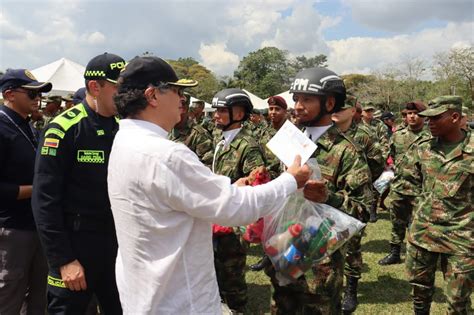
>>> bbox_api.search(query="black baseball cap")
[84,52,125,84]
[0,68,52,93]
[381,111,395,120]
[118,56,198,91]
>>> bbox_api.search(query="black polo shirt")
[0,104,38,230]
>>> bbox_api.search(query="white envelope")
[266,120,317,167]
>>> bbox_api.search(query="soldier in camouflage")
[211,88,266,313]
[332,94,380,313]
[379,101,431,266]
[404,95,473,315]
[264,68,373,315]
[34,95,62,131]
[361,103,390,222]
[169,92,214,168]
[248,96,288,272]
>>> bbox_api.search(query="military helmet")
[290,67,346,97]
[212,88,253,114]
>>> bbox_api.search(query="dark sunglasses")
[12,89,42,100]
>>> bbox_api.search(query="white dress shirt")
[304,125,331,141]
[108,119,297,314]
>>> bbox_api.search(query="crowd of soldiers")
[165,69,472,315]
[0,52,472,315]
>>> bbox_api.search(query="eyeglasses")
[169,86,185,97]
[12,89,42,100]
[154,83,185,97]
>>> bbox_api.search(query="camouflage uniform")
[386,125,431,246]
[169,118,214,168]
[265,125,373,315]
[33,114,56,132]
[213,124,266,312]
[258,125,284,179]
[363,118,389,161]
[342,122,382,281]
[405,131,473,314]
[404,96,473,314]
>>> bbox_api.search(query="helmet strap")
[301,95,328,127]
[217,107,244,131]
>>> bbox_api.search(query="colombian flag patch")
[44,138,59,148]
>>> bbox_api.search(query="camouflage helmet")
[419,95,463,117]
[212,88,253,114]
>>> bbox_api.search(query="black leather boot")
[342,276,359,313]
[249,255,271,271]
[378,244,402,265]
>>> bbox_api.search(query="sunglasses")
[12,89,42,100]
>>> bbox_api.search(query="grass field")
[243,211,473,315]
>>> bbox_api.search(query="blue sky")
[0,0,472,77]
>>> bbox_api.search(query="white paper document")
[266,120,317,167]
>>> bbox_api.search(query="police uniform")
[32,53,125,314]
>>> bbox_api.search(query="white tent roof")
[31,58,85,96]
[189,96,214,112]
[265,90,294,109]
[242,89,267,109]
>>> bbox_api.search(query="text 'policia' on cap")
[117,56,198,91]
[84,52,126,84]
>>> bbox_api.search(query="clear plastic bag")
[262,158,366,285]
[373,170,395,194]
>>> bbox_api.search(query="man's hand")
[303,179,328,203]
[234,177,250,187]
[60,259,87,291]
[286,155,312,189]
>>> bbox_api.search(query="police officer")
[0,68,52,314]
[32,52,125,314]
[265,67,372,315]
[211,88,266,313]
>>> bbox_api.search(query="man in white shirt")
[108,56,311,314]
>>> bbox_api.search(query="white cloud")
[199,42,240,76]
[85,32,106,45]
[327,22,474,75]
[344,0,473,32]
[261,1,330,56]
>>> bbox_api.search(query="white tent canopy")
[265,90,294,109]
[31,58,85,96]
[189,96,214,112]
[242,89,267,109]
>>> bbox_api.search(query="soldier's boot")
[369,202,378,223]
[378,244,402,265]
[249,255,271,271]
[341,276,359,314]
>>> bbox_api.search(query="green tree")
[433,46,473,105]
[288,54,327,78]
[233,47,289,98]
[168,58,219,102]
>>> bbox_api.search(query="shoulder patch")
[50,103,88,132]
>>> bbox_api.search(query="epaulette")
[49,103,87,132]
